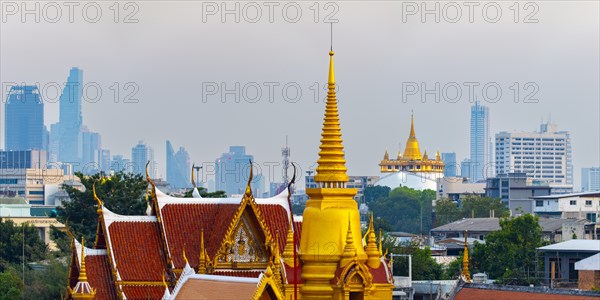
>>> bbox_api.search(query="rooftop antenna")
[282,136,290,184]
[330,22,333,51]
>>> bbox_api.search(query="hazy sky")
[1,1,599,188]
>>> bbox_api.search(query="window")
[586,200,593,206]
[536,200,544,207]
[586,213,597,223]
[570,200,577,205]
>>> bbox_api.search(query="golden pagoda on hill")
[375,114,445,190]
[63,50,394,299]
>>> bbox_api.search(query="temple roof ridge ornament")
[69,236,97,299]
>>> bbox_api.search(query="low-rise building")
[538,240,600,288]
[0,196,64,250]
[436,177,485,202]
[575,253,600,290]
[533,191,600,223]
[0,168,80,205]
[485,172,552,214]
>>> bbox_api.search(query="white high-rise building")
[582,167,600,192]
[495,122,573,187]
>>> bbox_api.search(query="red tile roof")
[212,269,263,278]
[85,255,118,300]
[107,221,168,282]
[160,203,239,269]
[120,286,166,299]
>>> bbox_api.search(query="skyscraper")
[215,146,253,196]
[582,167,600,192]
[470,102,492,182]
[4,86,44,151]
[495,122,573,187]
[132,141,155,178]
[166,140,191,189]
[81,127,102,174]
[441,152,458,177]
[57,67,83,165]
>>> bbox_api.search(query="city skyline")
[1,2,598,187]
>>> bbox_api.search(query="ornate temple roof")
[403,114,423,160]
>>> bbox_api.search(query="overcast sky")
[1,1,598,188]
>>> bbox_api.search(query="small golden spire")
[244,160,253,196]
[423,149,429,160]
[92,183,103,214]
[198,229,207,274]
[365,213,381,268]
[283,222,296,267]
[383,150,389,160]
[69,236,96,300]
[436,150,441,161]
[409,112,416,138]
[79,236,88,282]
[462,231,471,282]
[341,214,356,266]
[314,50,349,185]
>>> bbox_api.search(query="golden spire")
[436,150,441,161]
[365,213,381,268]
[314,50,349,185]
[462,231,471,282]
[340,215,356,266]
[383,150,389,160]
[79,236,88,282]
[70,236,96,299]
[198,229,207,274]
[283,222,296,267]
[403,112,423,160]
[423,149,428,160]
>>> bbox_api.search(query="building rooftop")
[0,196,27,205]
[431,217,592,234]
[531,191,600,199]
[575,253,600,271]
[538,240,600,252]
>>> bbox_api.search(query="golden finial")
[436,150,441,161]
[198,229,207,274]
[191,163,196,188]
[383,150,389,160]
[65,218,74,239]
[314,49,349,185]
[244,160,253,196]
[423,149,429,160]
[183,245,189,265]
[365,213,380,268]
[92,183,103,214]
[462,231,471,282]
[79,236,88,282]
[409,112,416,138]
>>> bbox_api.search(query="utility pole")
[282,136,290,184]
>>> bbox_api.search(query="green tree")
[471,214,547,285]
[22,259,69,300]
[364,186,390,204]
[0,219,48,271]
[383,237,442,280]
[0,268,23,299]
[55,171,147,247]
[370,186,434,234]
[434,198,461,226]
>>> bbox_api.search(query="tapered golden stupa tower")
[299,50,393,299]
